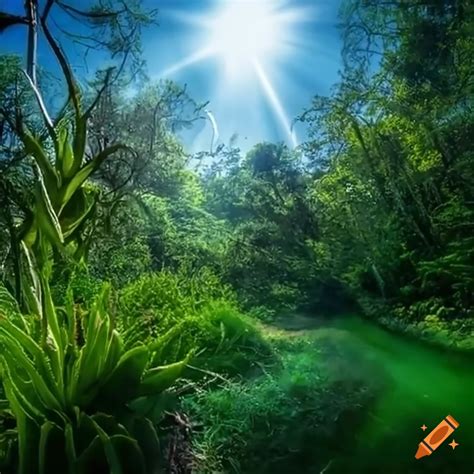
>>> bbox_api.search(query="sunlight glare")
[161,1,310,149]
[207,2,282,79]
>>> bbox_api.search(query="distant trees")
[299,0,474,320]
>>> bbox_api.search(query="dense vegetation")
[0,0,472,473]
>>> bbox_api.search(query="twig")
[320,459,333,474]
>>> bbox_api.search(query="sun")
[206,2,286,80]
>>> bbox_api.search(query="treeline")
[1,1,473,342]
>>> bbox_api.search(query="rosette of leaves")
[0,283,189,474]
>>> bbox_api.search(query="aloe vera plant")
[0,283,189,474]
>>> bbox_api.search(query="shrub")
[51,265,102,306]
[152,301,276,376]
[89,234,152,289]
[118,267,235,339]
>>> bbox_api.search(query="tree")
[0,0,156,85]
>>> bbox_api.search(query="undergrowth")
[184,333,376,473]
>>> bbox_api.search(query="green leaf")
[90,419,124,474]
[65,423,79,474]
[72,114,87,176]
[21,129,59,196]
[127,416,161,474]
[1,361,44,423]
[109,434,147,474]
[98,345,149,407]
[139,356,190,397]
[39,421,56,474]
[62,134,76,179]
[0,335,63,413]
[60,144,128,210]
[61,189,96,240]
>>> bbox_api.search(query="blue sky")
[0,0,343,153]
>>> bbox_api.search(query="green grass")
[183,331,376,473]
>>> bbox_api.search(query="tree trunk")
[25,0,38,85]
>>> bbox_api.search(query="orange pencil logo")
[415,415,459,459]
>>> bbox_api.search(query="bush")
[118,269,274,376]
[153,301,276,376]
[90,234,152,288]
[118,267,235,339]
[0,283,188,474]
[51,265,102,306]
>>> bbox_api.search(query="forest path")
[266,314,474,473]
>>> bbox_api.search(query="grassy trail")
[267,315,474,474]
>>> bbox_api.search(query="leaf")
[90,419,124,474]
[0,320,59,395]
[72,114,87,176]
[139,356,190,397]
[62,140,76,180]
[64,423,79,474]
[38,421,56,474]
[97,345,149,407]
[0,361,44,423]
[108,434,147,474]
[21,129,59,195]
[0,335,63,413]
[60,144,128,210]
[127,416,161,474]
[62,192,97,240]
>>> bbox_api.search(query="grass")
[183,328,378,473]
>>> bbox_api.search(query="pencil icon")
[415,415,459,459]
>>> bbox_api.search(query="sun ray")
[160,46,215,78]
[253,59,298,148]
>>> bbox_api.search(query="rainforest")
[0,0,473,473]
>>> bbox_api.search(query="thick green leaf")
[38,421,56,474]
[109,434,147,474]
[127,416,161,474]
[21,130,59,195]
[98,345,149,407]
[60,144,127,210]
[35,175,64,249]
[1,362,44,423]
[0,336,62,412]
[90,419,124,474]
[0,320,57,390]
[139,356,190,397]
[62,135,76,179]
[72,114,87,176]
[65,423,79,474]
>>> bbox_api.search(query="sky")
[0,0,344,154]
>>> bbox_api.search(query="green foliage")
[119,267,235,339]
[184,335,374,473]
[90,233,152,289]
[291,0,474,336]
[0,283,188,474]
[204,143,344,317]
[51,266,102,306]
[119,271,274,376]
[153,301,276,375]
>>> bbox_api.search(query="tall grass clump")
[119,267,235,337]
